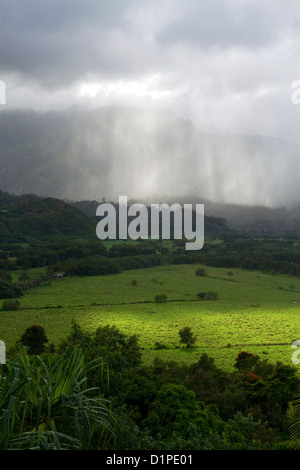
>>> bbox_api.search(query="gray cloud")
[2,0,139,86]
[1,0,300,145]
[158,0,280,49]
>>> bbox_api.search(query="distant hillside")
[69,199,231,238]
[1,188,299,245]
[162,196,300,234]
[1,106,300,208]
[70,197,300,236]
[0,190,231,243]
[202,200,300,233]
[0,191,97,242]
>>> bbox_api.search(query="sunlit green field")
[2,264,300,371]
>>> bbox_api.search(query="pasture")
[1,264,300,371]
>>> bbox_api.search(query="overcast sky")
[1,0,300,143]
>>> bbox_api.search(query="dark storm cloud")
[1,0,298,88]
[1,0,300,146]
[1,0,143,87]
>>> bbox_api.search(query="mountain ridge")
[1,105,299,208]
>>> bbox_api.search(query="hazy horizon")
[1,105,300,210]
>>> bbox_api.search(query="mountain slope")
[0,191,97,242]
[0,106,300,207]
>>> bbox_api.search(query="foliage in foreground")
[2,323,300,450]
[0,346,115,450]
[55,323,300,450]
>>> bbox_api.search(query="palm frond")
[0,345,115,449]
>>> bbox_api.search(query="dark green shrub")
[155,293,167,303]
[0,280,23,299]
[154,342,168,350]
[197,291,206,299]
[205,291,219,300]
[18,271,29,282]
[179,326,197,348]
[0,270,12,282]
[195,268,207,277]
[20,324,48,355]
[2,299,21,311]
[197,291,219,300]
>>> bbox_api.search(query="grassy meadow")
[2,263,300,372]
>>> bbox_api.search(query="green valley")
[1,262,299,372]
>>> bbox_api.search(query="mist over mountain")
[0,105,299,209]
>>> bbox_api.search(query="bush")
[2,300,21,311]
[234,351,259,371]
[0,280,23,299]
[155,293,167,303]
[197,291,219,300]
[18,271,29,282]
[154,342,168,350]
[0,270,12,282]
[20,324,48,355]
[195,268,207,277]
[205,291,219,300]
[197,291,206,299]
[179,326,197,348]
